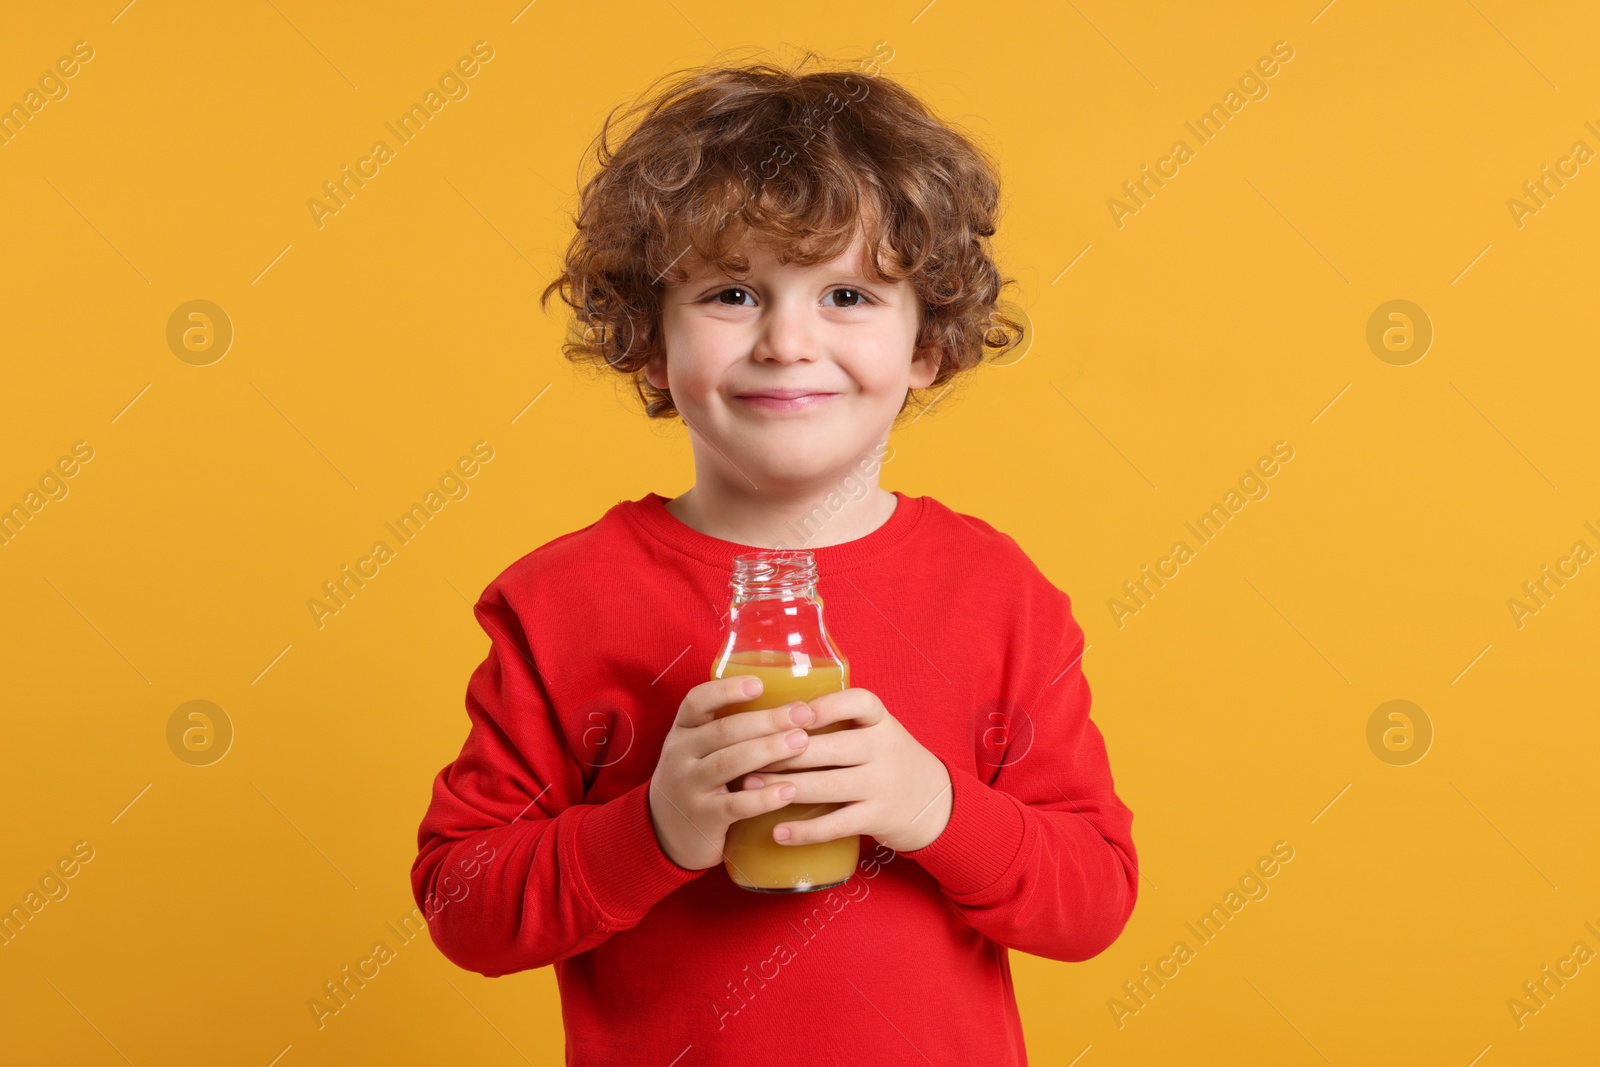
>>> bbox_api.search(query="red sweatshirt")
[411,490,1138,1065]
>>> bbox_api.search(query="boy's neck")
[664,480,899,550]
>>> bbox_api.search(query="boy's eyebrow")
[686,265,887,285]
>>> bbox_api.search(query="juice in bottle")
[709,552,859,892]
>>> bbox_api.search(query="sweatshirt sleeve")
[898,575,1139,963]
[410,581,705,977]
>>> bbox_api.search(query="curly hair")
[539,45,1024,423]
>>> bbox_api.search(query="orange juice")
[711,649,859,892]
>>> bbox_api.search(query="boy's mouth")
[733,387,841,413]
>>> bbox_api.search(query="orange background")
[2,2,1596,1064]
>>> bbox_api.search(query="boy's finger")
[689,700,813,759]
[774,801,863,847]
[749,766,859,800]
[723,779,799,823]
[743,729,864,774]
[797,688,884,731]
[675,675,765,729]
[701,727,812,790]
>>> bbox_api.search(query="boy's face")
[649,229,939,493]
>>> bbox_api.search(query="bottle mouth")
[731,550,817,596]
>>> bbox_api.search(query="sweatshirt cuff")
[569,777,706,925]
[898,754,1029,898]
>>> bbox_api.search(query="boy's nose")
[751,303,821,364]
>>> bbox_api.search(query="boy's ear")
[908,343,941,390]
[643,351,668,391]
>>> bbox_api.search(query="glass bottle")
[709,550,859,893]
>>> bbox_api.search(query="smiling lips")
[733,388,840,412]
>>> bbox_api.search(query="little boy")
[412,49,1137,1066]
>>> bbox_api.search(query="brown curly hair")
[538,45,1024,424]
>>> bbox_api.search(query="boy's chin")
[740,452,864,494]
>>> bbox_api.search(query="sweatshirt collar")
[621,489,926,574]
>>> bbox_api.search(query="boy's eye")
[706,287,873,308]
[823,287,871,308]
[712,287,754,306]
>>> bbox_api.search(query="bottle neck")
[730,551,817,600]
[718,552,843,668]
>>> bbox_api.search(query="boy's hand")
[736,688,954,853]
[647,675,820,871]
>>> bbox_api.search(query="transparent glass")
[708,550,859,893]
